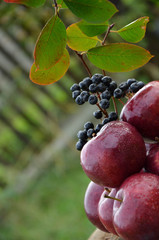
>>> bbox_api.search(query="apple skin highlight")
[113,173,159,240]
[120,81,159,140]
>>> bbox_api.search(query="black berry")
[87,128,96,138]
[93,110,103,119]
[130,82,140,93]
[72,90,80,99]
[77,130,87,140]
[108,112,118,121]
[101,76,112,86]
[97,83,106,92]
[89,83,97,93]
[79,80,88,90]
[119,82,129,91]
[113,88,123,98]
[137,81,145,89]
[101,90,111,100]
[91,73,103,84]
[70,83,80,92]
[95,124,103,133]
[102,118,110,125]
[99,99,110,109]
[127,78,137,87]
[80,91,90,102]
[84,122,94,130]
[109,81,118,94]
[76,139,86,151]
[88,95,98,105]
[75,95,84,105]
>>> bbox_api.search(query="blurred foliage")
[0,0,158,239]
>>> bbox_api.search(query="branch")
[102,23,115,45]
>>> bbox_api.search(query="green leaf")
[56,0,67,8]
[77,20,108,37]
[30,49,70,85]
[66,23,99,51]
[116,17,149,43]
[34,16,66,70]
[87,43,153,72]
[3,0,46,7]
[63,0,118,23]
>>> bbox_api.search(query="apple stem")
[104,194,123,203]
[104,187,111,193]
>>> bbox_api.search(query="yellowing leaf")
[77,20,108,37]
[67,23,99,51]
[116,17,149,43]
[30,49,70,85]
[34,16,66,70]
[3,0,46,7]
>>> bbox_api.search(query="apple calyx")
[104,187,111,193]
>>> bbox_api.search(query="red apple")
[81,121,146,188]
[98,188,118,235]
[84,181,108,232]
[145,143,159,175]
[120,81,159,140]
[113,173,159,240]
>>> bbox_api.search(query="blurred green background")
[0,0,159,239]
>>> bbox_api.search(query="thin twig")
[101,24,115,77]
[53,0,60,17]
[102,23,115,45]
[75,51,92,77]
[96,103,108,118]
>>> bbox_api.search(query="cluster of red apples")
[81,81,159,240]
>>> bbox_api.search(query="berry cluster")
[76,111,118,151]
[70,73,145,151]
[81,81,159,240]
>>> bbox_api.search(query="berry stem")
[102,23,115,45]
[102,70,106,76]
[112,96,118,116]
[118,99,125,106]
[96,92,101,101]
[75,51,92,77]
[104,194,123,203]
[53,0,59,17]
[96,103,108,118]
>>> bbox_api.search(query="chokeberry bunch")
[70,73,145,151]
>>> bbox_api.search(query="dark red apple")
[120,81,159,140]
[113,173,159,240]
[81,121,146,188]
[98,188,118,235]
[145,143,159,175]
[84,181,108,232]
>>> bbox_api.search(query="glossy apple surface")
[81,121,146,187]
[120,81,159,140]
[84,181,107,232]
[145,143,159,175]
[113,173,159,240]
[98,188,118,235]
